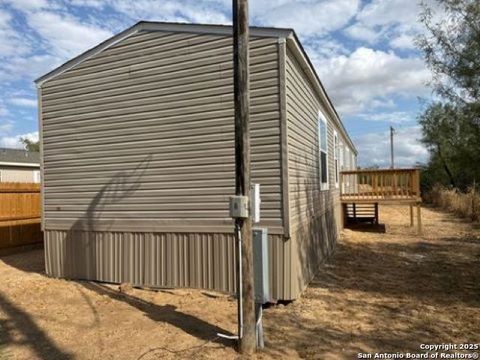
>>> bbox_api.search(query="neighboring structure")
[36,21,357,300]
[0,182,42,255]
[0,148,40,183]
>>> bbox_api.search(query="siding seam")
[38,87,45,231]
[278,39,290,240]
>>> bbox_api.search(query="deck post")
[409,205,414,227]
[341,203,346,229]
[416,203,422,235]
[374,203,379,224]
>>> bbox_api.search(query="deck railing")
[340,168,421,202]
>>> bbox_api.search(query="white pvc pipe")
[236,222,244,339]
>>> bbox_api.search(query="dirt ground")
[0,205,479,359]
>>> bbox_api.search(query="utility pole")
[232,0,256,354]
[390,126,395,169]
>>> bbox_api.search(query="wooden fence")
[0,182,42,254]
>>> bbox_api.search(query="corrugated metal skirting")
[44,231,289,300]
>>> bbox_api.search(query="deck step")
[343,203,379,225]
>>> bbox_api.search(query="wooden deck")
[340,195,421,204]
[340,168,421,204]
[340,168,422,232]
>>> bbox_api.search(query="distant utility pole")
[390,126,395,169]
[232,0,256,355]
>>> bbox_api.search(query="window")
[334,130,339,188]
[318,112,328,190]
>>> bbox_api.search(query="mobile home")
[36,21,357,300]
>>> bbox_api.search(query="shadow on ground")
[343,223,386,233]
[0,248,45,274]
[0,291,74,360]
[0,250,235,359]
[81,282,234,348]
[2,205,479,359]
[262,218,480,358]
[309,237,480,306]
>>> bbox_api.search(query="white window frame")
[346,147,350,170]
[318,111,329,191]
[333,130,339,188]
[340,141,345,171]
[344,147,351,193]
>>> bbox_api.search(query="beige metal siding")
[285,46,341,297]
[41,29,295,300]
[41,30,283,234]
[45,230,290,300]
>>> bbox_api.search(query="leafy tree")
[417,0,480,110]
[416,0,480,190]
[20,137,40,152]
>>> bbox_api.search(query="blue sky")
[0,0,439,167]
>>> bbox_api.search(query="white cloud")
[105,0,361,36]
[0,102,10,117]
[390,33,416,50]
[27,11,113,58]
[3,0,50,11]
[370,98,396,109]
[0,9,31,57]
[304,37,350,60]
[314,47,430,115]
[344,22,382,43]
[252,0,360,37]
[358,111,414,124]
[0,131,39,149]
[355,0,421,28]
[69,0,105,9]
[0,54,61,82]
[109,0,230,25]
[343,0,438,50]
[0,7,111,82]
[9,97,38,107]
[354,125,428,167]
[0,119,14,133]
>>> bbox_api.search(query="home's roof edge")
[286,32,357,154]
[35,21,293,86]
[35,21,141,86]
[33,20,356,153]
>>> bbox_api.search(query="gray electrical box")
[253,228,270,304]
[229,195,249,219]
